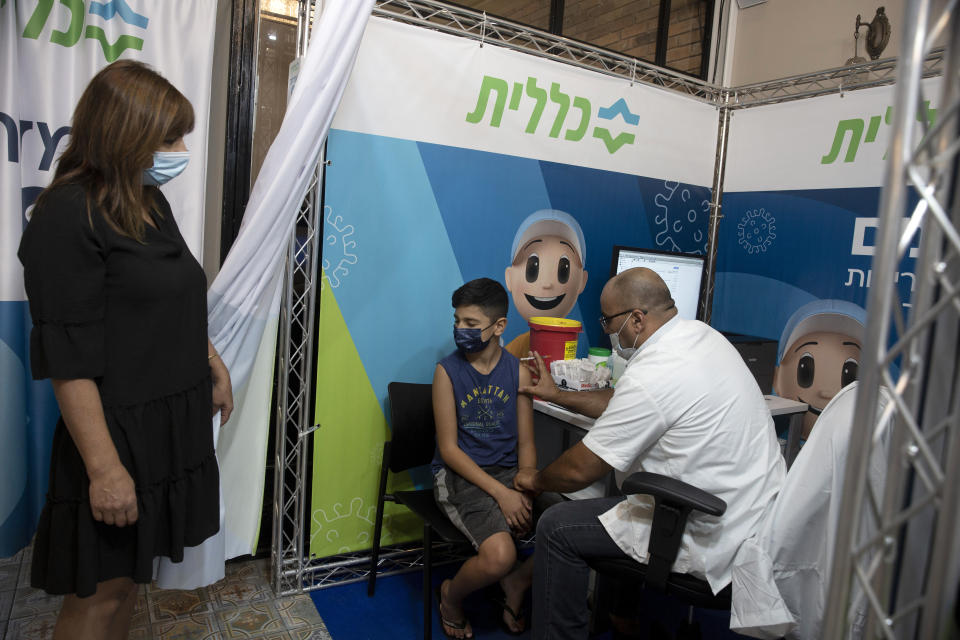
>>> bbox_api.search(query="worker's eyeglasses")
[598,309,645,330]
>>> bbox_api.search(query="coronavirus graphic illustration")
[654,180,709,255]
[321,206,357,288]
[737,208,777,254]
[311,497,375,553]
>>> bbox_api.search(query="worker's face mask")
[454,322,495,354]
[610,314,639,361]
[143,151,190,186]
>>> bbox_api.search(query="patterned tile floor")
[0,548,332,640]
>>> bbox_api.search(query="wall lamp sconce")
[846,6,891,66]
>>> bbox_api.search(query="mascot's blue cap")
[777,299,867,364]
[509,209,586,265]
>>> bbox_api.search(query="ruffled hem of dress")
[101,369,213,410]
[44,452,219,505]
[30,451,220,598]
[33,372,219,597]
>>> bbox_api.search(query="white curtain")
[729,383,894,639]
[156,0,376,588]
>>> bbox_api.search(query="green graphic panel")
[310,274,423,558]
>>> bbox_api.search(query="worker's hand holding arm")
[514,442,611,495]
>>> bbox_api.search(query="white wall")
[725,0,929,86]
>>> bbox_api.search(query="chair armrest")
[618,472,726,591]
[621,472,726,517]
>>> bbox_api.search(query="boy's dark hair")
[452,278,508,321]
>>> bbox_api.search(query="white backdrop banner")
[334,17,718,186]
[725,77,944,191]
[0,0,215,557]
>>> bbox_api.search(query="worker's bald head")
[601,268,676,318]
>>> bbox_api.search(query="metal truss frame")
[726,49,946,110]
[823,1,960,638]
[270,157,324,597]
[271,0,953,604]
[269,0,324,597]
[371,0,721,103]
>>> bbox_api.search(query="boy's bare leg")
[440,532,517,639]
[500,554,534,632]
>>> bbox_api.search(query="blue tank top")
[432,349,520,470]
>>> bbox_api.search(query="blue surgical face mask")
[454,322,496,354]
[610,314,639,361]
[142,151,190,186]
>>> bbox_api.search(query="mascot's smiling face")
[774,330,861,439]
[505,234,587,321]
[772,300,867,441]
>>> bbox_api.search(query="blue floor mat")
[309,562,737,639]
[310,563,539,639]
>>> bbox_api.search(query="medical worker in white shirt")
[514,267,786,640]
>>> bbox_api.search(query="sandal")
[490,586,528,635]
[497,600,528,635]
[435,583,473,639]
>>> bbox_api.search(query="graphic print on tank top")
[434,350,519,469]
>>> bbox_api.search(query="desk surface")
[764,395,807,416]
[534,394,807,429]
[533,399,596,429]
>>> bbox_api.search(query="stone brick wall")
[564,0,661,62]
[663,0,707,76]
[457,0,551,30]
[456,0,708,77]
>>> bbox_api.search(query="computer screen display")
[610,246,705,320]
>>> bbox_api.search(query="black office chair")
[367,381,471,640]
[587,472,731,637]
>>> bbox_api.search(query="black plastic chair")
[587,472,731,636]
[367,381,471,640]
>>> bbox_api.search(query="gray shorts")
[434,465,516,549]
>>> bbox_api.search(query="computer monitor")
[610,246,705,320]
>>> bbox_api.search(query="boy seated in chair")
[432,278,537,638]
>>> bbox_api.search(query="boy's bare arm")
[515,363,536,472]
[433,365,532,531]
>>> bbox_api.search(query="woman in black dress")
[17,60,232,639]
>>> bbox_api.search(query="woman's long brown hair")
[35,59,195,241]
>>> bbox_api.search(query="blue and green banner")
[713,79,941,341]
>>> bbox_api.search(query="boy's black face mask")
[454,322,495,354]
